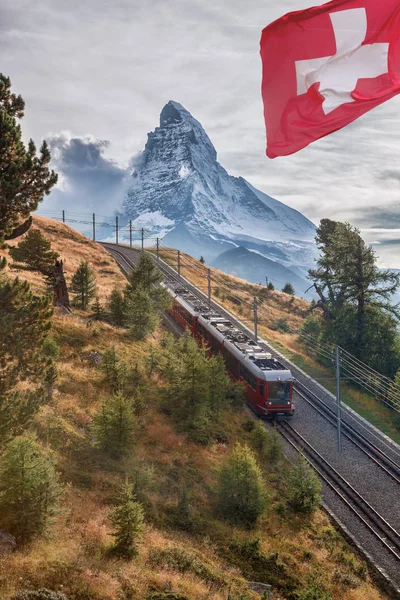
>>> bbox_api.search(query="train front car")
[262,369,294,418]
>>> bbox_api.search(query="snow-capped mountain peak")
[122,102,317,270]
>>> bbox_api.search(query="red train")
[169,288,295,418]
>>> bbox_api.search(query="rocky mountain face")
[120,101,317,293]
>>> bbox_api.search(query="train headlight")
[268,402,272,406]
[287,402,291,405]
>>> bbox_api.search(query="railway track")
[294,380,400,484]
[101,242,400,593]
[277,421,400,561]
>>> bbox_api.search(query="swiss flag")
[260,0,400,158]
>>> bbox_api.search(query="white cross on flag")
[260,0,400,158]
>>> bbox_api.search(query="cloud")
[40,133,130,217]
[3,0,400,266]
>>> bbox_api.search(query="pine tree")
[0,270,53,445]
[282,282,295,295]
[88,296,106,322]
[207,353,232,420]
[92,392,135,457]
[101,347,128,392]
[9,229,59,274]
[126,252,163,293]
[110,480,144,558]
[71,260,97,309]
[199,256,205,264]
[108,287,126,326]
[0,74,58,247]
[267,282,274,291]
[216,444,268,528]
[251,422,270,454]
[0,436,61,541]
[309,219,400,368]
[286,454,322,514]
[125,287,159,340]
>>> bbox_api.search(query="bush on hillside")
[0,436,61,542]
[9,229,58,275]
[282,282,295,295]
[71,260,97,310]
[286,454,322,514]
[109,480,144,558]
[216,444,268,528]
[107,287,126,326]
[92,392,135,458]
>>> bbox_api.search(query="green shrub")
[282,282,295,295]
[251,422,269,453]
[101,347,128,392]
[271,317,290,333]
[242,418,255,432]
[41,336,60,360]
[71,261,97,310]
[286,454,322,514]
[268,428,283,463]
[110,480,144,558]
[107,287,126,326]
[216,444,268,528]
[0,436,61,541]
[92,392,135,458]
[10,590,68,600]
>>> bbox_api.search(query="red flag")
[260,0,400,158]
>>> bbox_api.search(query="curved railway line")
[101,242,400,596]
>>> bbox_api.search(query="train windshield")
[268,381,291,405]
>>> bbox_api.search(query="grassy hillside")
[0,219,386,600]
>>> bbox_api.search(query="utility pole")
[62,210,65,223]
[253,297,258,342]
[129,220,132,248]
[156,238,160,262]
[336,346,343,453]
[141,228,144,252]
[178,250,181,277]
[265,276,268,287]
[208,268,211,307]
[115,216,119,245]
[92,213,95,241]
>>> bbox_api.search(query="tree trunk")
[52,260,71,310]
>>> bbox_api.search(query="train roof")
[171,286,292,383]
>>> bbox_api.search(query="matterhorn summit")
[121,101,317,293]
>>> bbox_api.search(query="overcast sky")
[2,0,400,266]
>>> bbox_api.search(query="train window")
[268,381,291,405]
[176,304,192,325]
[211,335,220,355]
[197,322,209,341]
[259,382,265,397]
[240,364,257,390]
[224,349,238,378]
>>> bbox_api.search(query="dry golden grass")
[0,224,388,600]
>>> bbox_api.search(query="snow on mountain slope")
[120,101,317,267]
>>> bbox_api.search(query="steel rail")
[277,421,400,561]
